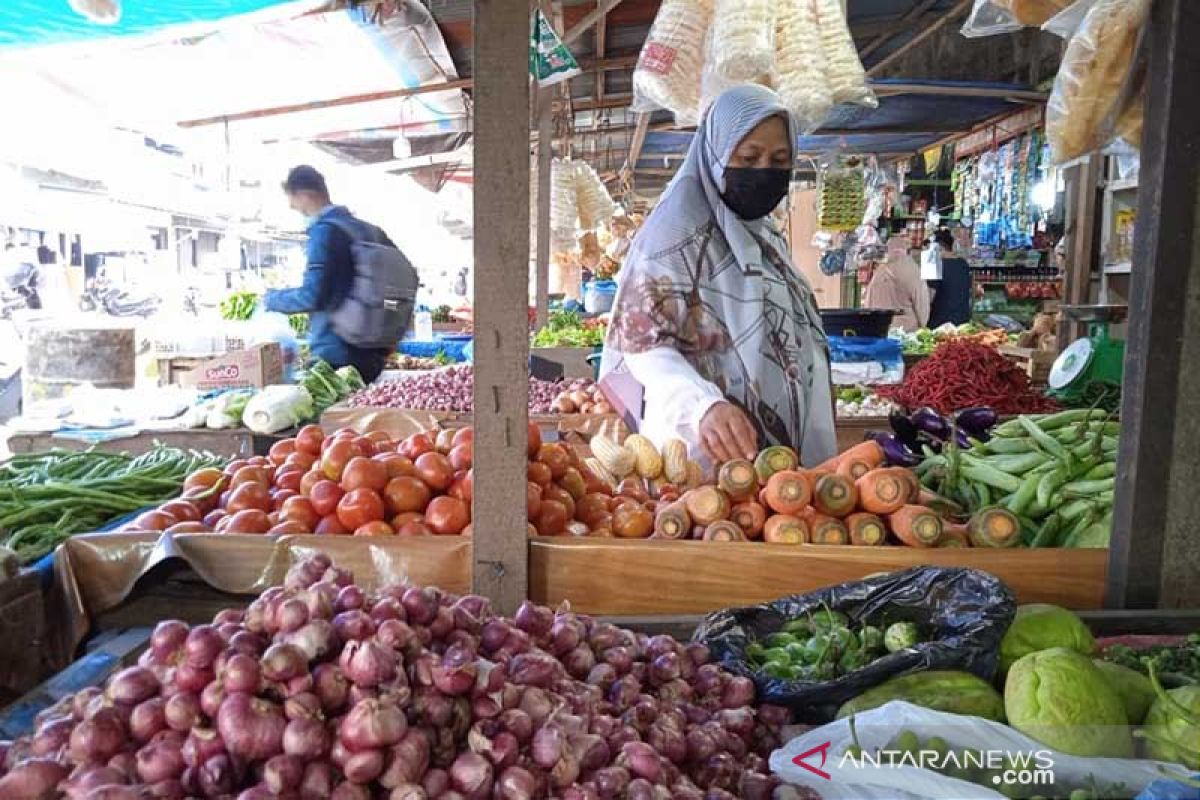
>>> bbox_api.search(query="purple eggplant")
[955,407,998,440]
[910,407,951,440]
[889,411,921,450]
[866,433,921,467]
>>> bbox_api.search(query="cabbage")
[1000,604,1095,673]
[242,385,314,434]
[1142,677,1200,769]
[1093,659,1155,725]
[1004,647,1132,758]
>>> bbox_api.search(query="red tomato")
[202,509,227,528]
[537,444,571,479]
[451,428,474,449]
[373,453,415,479]
[268,520,311,535]
[296,424,325,456]
[364,431,393,449]
[558,467,586,502]
[448,470,474,503]
[247,456,272,469]
[354,521,394,537]
[184,468,226,493]
[128,510,177,532]
[352,436,378,457]
[280,497,320,531]
[230,466,270,489]
[268,439,297,466]
[182,486,219,515]
[399,433,435,461]
[390,511,424,529]
[285,451,318,471]
[321,439,357,482]
[315,515,350,536]
[341,456,388,493]
[336,488,386,530]
[527,462,552,488]
[534,500,568,536]
[543,485,576,522]
[527,482,544,522]
[396,521,433,537]
[576,493,611,526]
[580,465,610,495]
[424,496,470,536]
[309,481,346,517]
[273,468,302,492]
[159,500,201,523]
[271,489,299,510]
[166,521,209,534]
[300,469,324,498]
[224,509,272,534]
[448,443,473,472]
[226,483,271,514]
[414,452,453,492]
[383,476,432,515]
[527,422,542,458]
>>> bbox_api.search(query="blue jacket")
[264,205,396,369]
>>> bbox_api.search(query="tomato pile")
[121,424,669,539]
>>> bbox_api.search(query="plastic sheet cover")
[693,566,1016,718]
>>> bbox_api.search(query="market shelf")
[1104,262,1133,274]
[529,538,1109,616]
[1106,178,1139,193]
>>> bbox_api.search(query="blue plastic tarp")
[397,339,471,363]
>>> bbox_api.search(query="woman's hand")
[699,401,758,463]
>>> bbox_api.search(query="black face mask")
[721,167,791,220]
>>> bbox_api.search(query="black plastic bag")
[692,566,1015,719]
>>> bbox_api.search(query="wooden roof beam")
[562,0,626,46]
[868,0,975,76]
[858,0,941,59]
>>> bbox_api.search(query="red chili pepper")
[877,342,1059,414]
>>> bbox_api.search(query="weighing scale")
[1048,305,1127,405]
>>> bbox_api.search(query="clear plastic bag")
[711,0,776,82]
[774,0,833,132]
[1046,0,1151,164]
[961,1,1023,38]
[815,0,876,107]
[770,701,1192,800]
[997,0,1073,25]
[1041,0,1100,38]
[698,24,775,121]
[631,0,713,121]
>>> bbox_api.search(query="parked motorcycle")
[79,275,160,318]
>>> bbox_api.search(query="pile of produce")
[0,446,226,563]
[1101,633,1200,687]
[586,435,1017,548]
[0,553,787,798]
[531,310,607,349]
[746,610,922,681]
[203,361,363,435]
[916,410,1118,547]
[346,368,613,417]
[875,341,1059,414]
[871,406,1000,467]
[551,380,614,416]
[834,387,895,419]
[218,291,307,339]
[385,354,453,371]
[898,324,1012,358]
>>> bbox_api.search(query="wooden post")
[534,89,553,330]
[472,0,531,615]
[1058,156,1101,346]
[1107,0,1200,609]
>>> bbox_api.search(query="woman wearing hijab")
[599,85,836,469]
[864,235,930,333]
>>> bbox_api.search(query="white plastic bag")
[771,701,1189,800]
[961,1,1023,37]
[711,0,776,82]
[815,0,876,107]
[775,0,833,132]
[632,0,713,122]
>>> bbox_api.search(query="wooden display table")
[529,538,1108,615]
[4,428,265,458]
[835,417,889,451]
[320,404,626,442]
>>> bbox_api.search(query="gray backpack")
[324,217,419,350]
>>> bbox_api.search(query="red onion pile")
[0,554,791,799]
[346,367,592,416]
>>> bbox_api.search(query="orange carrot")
[896,469,922,503]
[836,457,874,482]
[813,473,858,518]
[820,441,885,475]
[967,508,1021,548]
[653,500,692,540]
[939,523,971,547]
[845,512,887,546]
[684,487,730,526]
[764,470,812,515]
[809,513,850,545]
[717,459,758,501]
[855,468,911,515]
[888,505,944,547]
[702,521,746,542]
[730,501,768,540]
[763,514,809,544]
[918,488,963,517]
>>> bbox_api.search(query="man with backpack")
[265,165,417,383]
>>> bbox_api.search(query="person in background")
[264,165,400,383]
[927,228,972,328]
[864,235,929,332]
[600,85,836,470]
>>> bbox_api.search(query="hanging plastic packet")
[529,9,581,87]
[1041,0,1100,38]
[774,0,832,132]
[961,0,1023,37]
[814,0,876,108]
[711,0,776,83]
[698,24,775,121]
[1045,0,1151,163]
[632,0,713,123]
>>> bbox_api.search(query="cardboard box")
[159,343,284,392]
[151,321,251,357]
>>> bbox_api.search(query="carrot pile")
[876,341,1060,415]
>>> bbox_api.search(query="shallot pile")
[346,367,608,417]
[0,555,789,799]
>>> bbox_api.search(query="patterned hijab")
[600,84,836,463]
